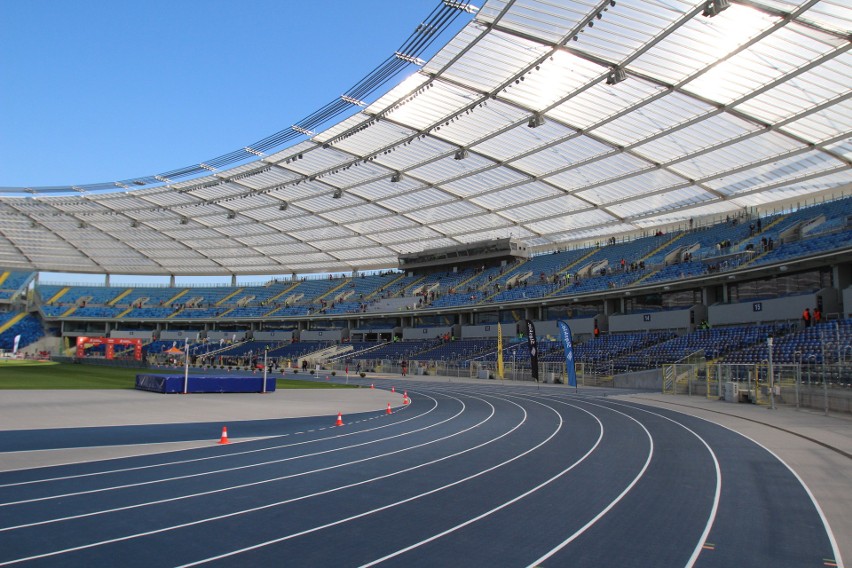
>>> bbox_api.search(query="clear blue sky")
[0,0,464,190]
[1,0,469,284]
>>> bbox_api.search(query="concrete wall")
[609,305,704,333]
[301,329,343,342]
[254,330,294,342]
[539,315,606,336]
[843,287,852,317]
[351,328,394,341]
[402,326,452,340]
[206,331,248,342]
[160,330,205,341]
[460,316,606,341]
[611,368,663,390]
[461,323,513,339]
[110,330,155,339]
[709,288,838,325]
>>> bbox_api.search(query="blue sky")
[1,0,470,284]
[0,0,464,190]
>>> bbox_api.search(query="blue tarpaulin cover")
[135,374,276,394]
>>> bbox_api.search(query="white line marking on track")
[596,399,722,568]
[359,397,603,568]
[0,397,451,507]
[522,398,655,568]
[0,392,481,534]
[0,394,516,565]
[0,393,442,490]
[617,400,844,568]
[170,395,553,567]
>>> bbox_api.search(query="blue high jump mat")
[135,374,276,394]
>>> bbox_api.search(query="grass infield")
[0,362,357,390]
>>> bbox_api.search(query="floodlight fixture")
[390,172,403,183]
[279,202,289,211]
[702,0,730,17]
[180,217,189,225]
[130,220,139,228]
[332,188,343,199]
[227,211,236,219]
[606,66,627,85]
[528,113,545,128]
[454,148,469,160]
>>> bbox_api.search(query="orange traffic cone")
[391,386,395,393]
[404,396,409,405]
[371,383,374,389]
[386,402,393,415]
[218,426,230,444]
[336,412,344,427]
[403,391,407,397]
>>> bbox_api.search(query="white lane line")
[521,398,655,568]
[616,400,844,568]
[0,437,273,456]
[171,394,557,568]
[595,399,722,568]
[0,392,442,490]
[753,442,845,568]
[0,391,493,533]
[359,397,604,568]
[0,394,522,566]
[0,393,464,513]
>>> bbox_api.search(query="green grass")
[0,359,59,367]
[0,362,357,390]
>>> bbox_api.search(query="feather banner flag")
[525,320,539,383]
[557,320,578,389]
[497,323,504,379]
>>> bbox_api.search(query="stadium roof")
[1,0,850,276]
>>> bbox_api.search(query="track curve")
[0,381,841,567]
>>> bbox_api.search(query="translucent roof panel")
[476,0,592,45]
[682,21,844,106]
[734,50,850,126]
[569,0,697,64]
[500,50,605,112]
[433,27,551,95]
[630,4,780,86]
[548,76,667,131]
[1,0,849,275]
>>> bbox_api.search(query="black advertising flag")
[525,319,539,382]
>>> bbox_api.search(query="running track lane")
[0,382,841,567]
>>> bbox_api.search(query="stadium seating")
[0,312,44,352]
[0,271,35,301]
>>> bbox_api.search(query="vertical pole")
[767,337,775,410]
[819,328,828,416]
[717,363,722,399]
[795,362,800,410]
[183,340,190,394]
[262,347,268,394]
[746,363,758,404]
[706,363,711,399]
[835,321,841,390]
